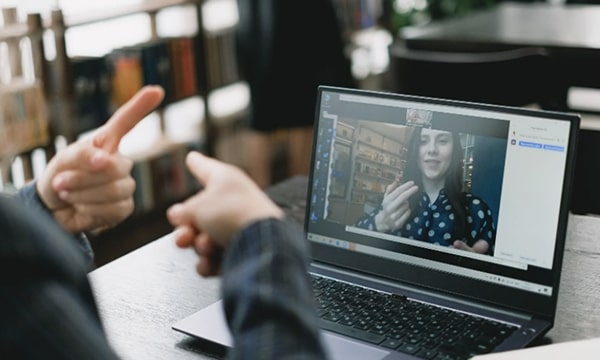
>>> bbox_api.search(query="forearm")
[222,218,326,359]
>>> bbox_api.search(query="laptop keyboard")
[311,274,517,360]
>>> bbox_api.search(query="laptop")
[173,86,580,359]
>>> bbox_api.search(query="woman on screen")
[355,126,496,255]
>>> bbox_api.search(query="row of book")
[70,36,199,135]
[0,79,49,157]
[68,34,218,137]
[130,140,202,215]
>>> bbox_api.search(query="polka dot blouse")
[355,189,496,252]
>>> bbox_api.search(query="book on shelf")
[131,157,155,214]
[204,31,238,90]
[0,79,49,157]
[107,46,144,111]
[168,36,199,100]
[70,56,112,134]
[193,35,206,94]
[140,39,174,105]
[109,36,202,106]
[130,141,200,214]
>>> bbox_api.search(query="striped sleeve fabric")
[222,218,328,360]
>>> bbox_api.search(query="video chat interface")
[307,90,572,295]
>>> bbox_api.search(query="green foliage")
[427,0,497,20]
[387,0,498,34]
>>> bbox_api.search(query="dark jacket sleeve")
[16,181,95,269]
[221,218,328,359]
[0,196,120,359]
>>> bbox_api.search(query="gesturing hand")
[374,180,419,233]
[36,86,165,233]
[167,151,284,277]
[452,239,490,254]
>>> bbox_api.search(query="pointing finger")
[93,85,165,153]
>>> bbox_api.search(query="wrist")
[18,181,52,215]
[374,211,388,232]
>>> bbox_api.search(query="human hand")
[36,86,165,233]
[452,239,490,254]
[374,180,419,232]
[167,151,284,276]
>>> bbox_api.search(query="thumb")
[185,151,223,186]
[452,240,469,250]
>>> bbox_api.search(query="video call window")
[319,109,506,258]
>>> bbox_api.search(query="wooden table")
[89,176,600,359]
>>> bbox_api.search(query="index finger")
[93,85,165,153]
[384,179,400,195]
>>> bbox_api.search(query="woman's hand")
[374,180,419,233]
[452,239,490,254]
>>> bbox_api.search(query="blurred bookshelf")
[0,0,249,266]
[1,0,395,266]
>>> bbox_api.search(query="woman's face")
[417,128,454,183]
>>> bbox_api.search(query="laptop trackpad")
[322,332,390,360]
[173,300,394,359]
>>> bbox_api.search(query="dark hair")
[403,127,468,240]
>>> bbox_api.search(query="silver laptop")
[173,86,580,359]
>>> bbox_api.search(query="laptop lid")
[306,85,579,325]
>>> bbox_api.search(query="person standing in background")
[235,0,356,188]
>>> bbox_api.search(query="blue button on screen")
[543,144,564,152]
[519,141,542,149]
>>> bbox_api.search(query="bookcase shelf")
[2,0,392,263]
[1,8,51,185]
[0,22,29,41]
[60,0,198,28]
[47,1,207,141]
[326,120,410,225]
[1,1,244,259]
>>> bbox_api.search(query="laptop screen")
[306,86,579,317]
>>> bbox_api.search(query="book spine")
[178,37,198,98]
[131,158,155,214]
[141,39,173,105]
[108,48,144,111]
[71,56,111,134]
[169,38,183,101]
